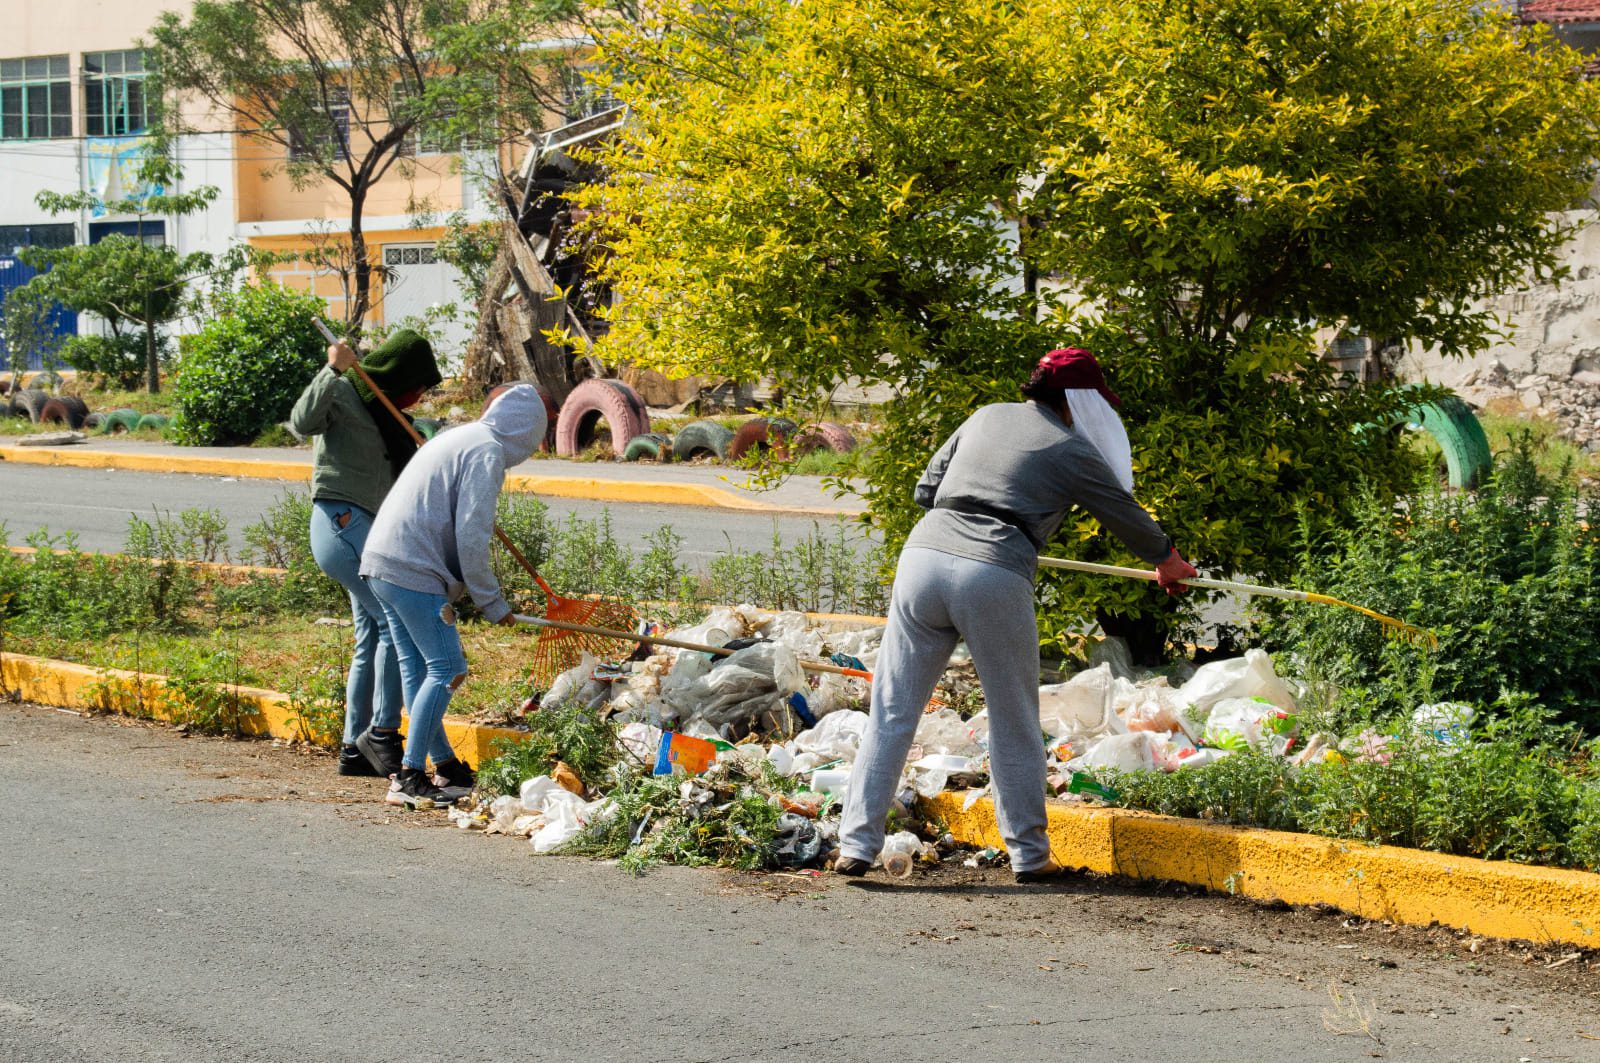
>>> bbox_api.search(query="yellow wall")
[234,135,469,224]
[249,226,447,325]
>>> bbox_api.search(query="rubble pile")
[1457,361,1600,452]
[448,605,1471,873]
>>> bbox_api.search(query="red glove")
[1155,548,1197,595]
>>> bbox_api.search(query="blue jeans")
[308,500,403,746]
[366,576,466,771]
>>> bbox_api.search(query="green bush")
[60,334,157,390]
[1261,438,1600,733]
[169,284,326,445]
[1101,700,1599,871]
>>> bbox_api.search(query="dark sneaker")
[357,729,404,777]
[1015,862,1075,885]
[832,856,870,877]
[338,744,382,777]
[385,767,457,810]
[430,758,475,802]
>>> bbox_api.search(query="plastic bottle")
[879,831,925,880]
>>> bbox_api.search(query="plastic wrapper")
[1068,731,1175,774]
[914,708,987,758]
[1202,697,1297,753]
[1412,702,1475,747]
[1174,649,1297,724]
[793,708,868,763]
[1119,678,1184,734]
[1039,664,1121,741]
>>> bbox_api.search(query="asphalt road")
[0,462,871,567]
[2,702,1594,1063]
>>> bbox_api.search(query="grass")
[1407,404,1599,484]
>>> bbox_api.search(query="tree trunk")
[144,292,159,394]
[348,189,370,333]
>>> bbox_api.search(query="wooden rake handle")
[316,319,557,598]
[513,613,868,679]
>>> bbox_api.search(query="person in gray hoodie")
[360,384,547,808]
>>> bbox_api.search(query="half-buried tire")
[37,398,87,429]
[554,378,651,457]
[622,432,672,463]
[672,420,735,462]
[136,413,170,432]
[99,408,142,434]
[726,417,798,462]
[792,421,856,455]
[12,388,50,423]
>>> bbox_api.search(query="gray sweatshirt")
[359,385,547,622]
[905,401,1173,579]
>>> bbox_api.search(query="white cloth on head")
[1065,389,1133,494]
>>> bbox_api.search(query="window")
[0,55,71,140]
[288,88,350,160]
[84,50,150,137]
[391,81,454,157]
[383,245,437,266]
[561,66,618,123]
[0,223,75,255]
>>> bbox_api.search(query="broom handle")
[1036,555,1312,604]
[514,613,867,679]
[317,320,560,600]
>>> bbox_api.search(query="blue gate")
[0,223,78,371]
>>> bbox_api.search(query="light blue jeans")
[366,576,466,771]
[308,500,403,746]
[838,548,1051,872]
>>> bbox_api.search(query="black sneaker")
[338,744,382,777]
[1015,862,1075,885]
[832,856,870,877]
[430,758,476,801]
[385,767,457,810]
[357,729,404,776]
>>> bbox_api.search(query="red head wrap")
[1028,347,1121,407]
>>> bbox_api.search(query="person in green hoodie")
[289,328,442,778]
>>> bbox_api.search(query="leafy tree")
[583,0,1600,652]
[9,168,218,392]
[147,0,593,334]
[0,284,66,380]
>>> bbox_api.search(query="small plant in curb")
[284,634,348,747]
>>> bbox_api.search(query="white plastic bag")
[1039,664,1120,740]
[914,708,986,758]
[793,709,868,763]
[1412,702,1475,747]
[1069,731,1171,773]
[1174,649,1297,722]
[1202,696,1295,752]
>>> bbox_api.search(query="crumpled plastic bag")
[793,709,868,763]
[1202,696,1297,753]
[1174,649,1297,724]
[617,721,664,764]
[1117,677,1185,734]
[914,708,987,758]
[1412,702,1475,747]
[543,653,610,710]
[772,811,827,867]
[517,775,603,853]
[1039,664,1121,740]
[1069,730,1176,774]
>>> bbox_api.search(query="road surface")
[1,702,1593,1063]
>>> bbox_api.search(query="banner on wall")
[84,137,166,217]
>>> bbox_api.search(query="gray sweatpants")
[838,547,1051,872]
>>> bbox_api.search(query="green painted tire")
[672,420,736,461]
[622,432,672,462]
[135,413,170,432]
[412,417,443,440]
[99,408,142,434]
[1401,391,1491,490]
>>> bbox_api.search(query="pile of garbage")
[446,604,1470,872]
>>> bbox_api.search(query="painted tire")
[554,378,651,457]
[622,432,672,462]
[23,370,62,391]
[12,388,50,423]
[37,397,87,429]
[135,413,170,432]
[727,417,798,462]
[413,417,443,441]
[672,419,736,461]
[99,408,142,434]
[792,421,857,455]
[82,412,104,431]
[1404,394,1492,490]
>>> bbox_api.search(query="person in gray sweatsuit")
[359,384,547,808]
[836,348,1197,881]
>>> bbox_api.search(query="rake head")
[527,591,640,687]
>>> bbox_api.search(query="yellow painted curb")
[0,444,857,517]
[927,792,1600,948]
[0,651,527,769]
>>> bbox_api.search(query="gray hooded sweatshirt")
[360,384,546,623]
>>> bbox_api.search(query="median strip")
[5,645,1596,948]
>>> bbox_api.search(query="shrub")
[60,334,156,390]
[169,284,326,445]
[1261,438,1600,733]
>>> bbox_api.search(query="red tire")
[793,421,856,455]
[726,417,798,461]
[554,378,651,457]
